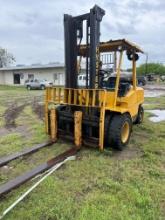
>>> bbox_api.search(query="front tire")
[106,113,132,150]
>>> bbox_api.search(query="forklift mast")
[64,5,105,89]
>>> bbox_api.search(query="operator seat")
[105,76,131,97]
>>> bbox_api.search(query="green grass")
[144,96,165,110]
[0,85,25,90]
[0,105,6,127]
[0,86,164,220]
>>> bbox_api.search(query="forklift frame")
[45,6,144,151]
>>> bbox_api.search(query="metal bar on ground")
[0,155,76,219]
[0,147,77,196]
[0,141,53,167]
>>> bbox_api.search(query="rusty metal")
[74,111,82,149]
[0,147,77,196]
[50,108,57,142]
[0,141,53,167]
[58,129,99,148]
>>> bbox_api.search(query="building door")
[14,74,20,84]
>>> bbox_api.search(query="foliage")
[0,47,15,67]
[127,63,165,76]
[136,63,165,76]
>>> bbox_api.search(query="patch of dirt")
[15,124,32,139]
[0,124,32,140]
[32,102,44,120]
[0,127,10,136]
[0,165,13,173]
[111,146,143,160]
[4,103,27,129]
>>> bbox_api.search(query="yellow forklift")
[45,5,144,151]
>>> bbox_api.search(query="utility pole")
[145,53,148,76]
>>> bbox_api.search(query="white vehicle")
[160,75,165,81]
[78,74,89,87]
[25,79,53,90]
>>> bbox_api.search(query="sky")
[0,0,164,67]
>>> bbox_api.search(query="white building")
[0,64,65,86]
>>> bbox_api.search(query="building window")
[28,74,34,79]
[54,73,58,81]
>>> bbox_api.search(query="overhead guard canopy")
[78,39,144,57]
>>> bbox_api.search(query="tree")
[0,47,15,67]
[136,63,165,76]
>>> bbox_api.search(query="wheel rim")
[121,121,130,143]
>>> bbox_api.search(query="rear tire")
[27,85,31,90]
[138,82,143,86]
[40,85,45,90]
[106,113,132,150]
[135,105,144,124]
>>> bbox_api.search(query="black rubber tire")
[135,105,144,124]
[138,81,143,86]
[27,85,31,90]
[40,85,45,90]
[104,114,111,146]
[127,52,139,61]
[106,113,132,150]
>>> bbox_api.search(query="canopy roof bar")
[79,39,144,56]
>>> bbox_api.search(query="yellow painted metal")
[121,121,129,143]
[45,44,144,150]
[46,86,144,118]
[58,88,62,103]
[74,111,82,148]
[92,90,96,107]
[50,108,57,142]
[85,90,89,106]
[45,88,49,134]
[79,39,144,56]
[74,89,78,105]
[79,89,83,105]
[99,91,107,150]
[45,86,144,149]
[47,88,105,107]
[68,89,71,104]
[44,35,145,151]
[114,50,123,107]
